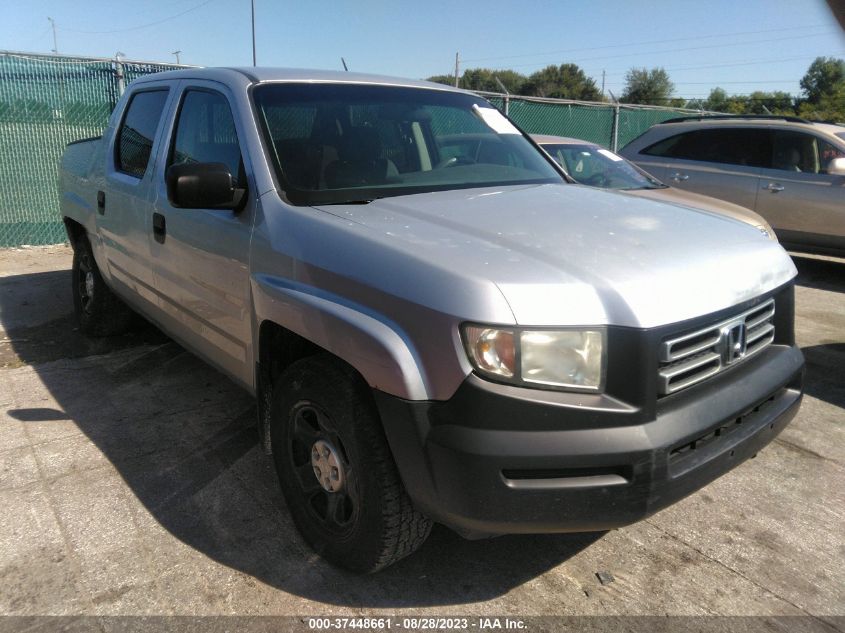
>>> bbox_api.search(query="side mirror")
[827,157,845,177]
[166,162,246,210]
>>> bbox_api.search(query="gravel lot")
[0,245,842,631]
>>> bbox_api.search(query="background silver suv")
[620,116,845,257]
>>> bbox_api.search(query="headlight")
[462,325,605,391]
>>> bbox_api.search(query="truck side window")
[116,90,169,178]
[169,90,243,185]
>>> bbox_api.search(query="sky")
[3,0,845,101]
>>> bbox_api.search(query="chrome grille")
[658,299,775,396]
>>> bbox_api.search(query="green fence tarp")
[0,52,181,247]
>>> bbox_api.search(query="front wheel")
[72,235,134,336]
[270,355,432,573]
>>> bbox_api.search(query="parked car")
[619,115,845,256]
[60,68,803,573]
[532,134,775,239]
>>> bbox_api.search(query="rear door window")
[643,128,771,168]
[116,90,169,178]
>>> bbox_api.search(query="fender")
[252,273,431,401]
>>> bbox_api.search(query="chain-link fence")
[0,51,184,247]
[1,51,711,248]
[482,92,708,149]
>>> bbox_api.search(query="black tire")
[72,235,134,337]
[270,354,432,573]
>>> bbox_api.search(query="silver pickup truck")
[60,67,804,573]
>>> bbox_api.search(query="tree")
[701,87,729,112]
[621,67,674,105]
[521,64,601,100]
[745,91,795,115]
[697,87,796,115]
[459,68,526,93]
[426,74,456,87]
[800,57,845,104]
[798,82,845,121]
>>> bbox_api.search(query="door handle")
[152,212,166,243]
[97,190,105,215]
[669,172,689,182]
[765,183,785,193]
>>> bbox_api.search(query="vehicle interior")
[253,84,562,204]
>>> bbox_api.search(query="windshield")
[540,143,663,190]
[253,83,563,205]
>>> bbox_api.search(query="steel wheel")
[270,354,432,572]
[288,402,360,535]
[76,249,96,315]
[71,233,134,336]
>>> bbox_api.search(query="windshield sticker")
[597,149,624,162]
[472,105,520,135]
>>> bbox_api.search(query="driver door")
[149,81,256,388]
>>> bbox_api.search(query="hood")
[624,186,774,236]
[314,184,796,328]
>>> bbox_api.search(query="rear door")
[755,129,845,249]
[635,127,769,211]
[99,86,173,306]
[149,81,256,387]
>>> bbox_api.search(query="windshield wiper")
[319,197,380,205]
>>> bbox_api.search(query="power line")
[500,32,837,70]
[58,0,216,34]
[673,80,800,85]
[588,55,819,78]
[612,94,805,100]
[21,25,51,49]
[460,24,830,64]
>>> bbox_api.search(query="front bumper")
[374,343,803,537]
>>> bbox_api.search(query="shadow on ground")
[0,270,169,368]
[1,268,601,608]
[801,343,845,410]
[792,254,845,293]
[791,255,845,409]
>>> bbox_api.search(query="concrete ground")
[0,245,843,629]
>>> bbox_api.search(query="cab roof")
[131,66,465,93]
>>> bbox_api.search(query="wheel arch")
[253,276,431,453]
[63,217,87,250]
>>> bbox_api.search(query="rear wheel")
[270,354,431,573]
[72,235,134,336]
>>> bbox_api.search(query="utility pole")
[454,52,459,88]
[608,90,620,152]
[115,52,126,97]
[251,0,257,66]
[601,70,606,98]
[494,76,510,116]
[172,50,182,64]
[341,57,348,71]
[47,17,58,54]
